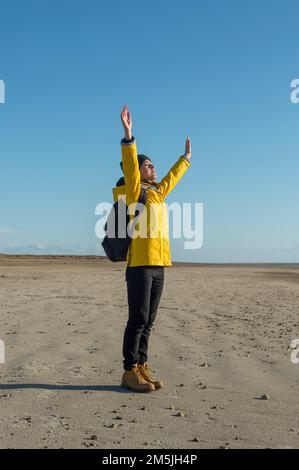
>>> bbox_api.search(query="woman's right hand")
[120,105,132,140]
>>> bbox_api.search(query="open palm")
[120,105,132,133]
[184,137,191,160]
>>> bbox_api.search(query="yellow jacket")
[112,137,190,267]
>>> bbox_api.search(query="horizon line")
[0,253,299,266]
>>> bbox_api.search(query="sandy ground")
[0,255,299,449]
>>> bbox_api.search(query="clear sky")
[0,0,298,262]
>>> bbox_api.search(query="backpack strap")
[138,186,148,206]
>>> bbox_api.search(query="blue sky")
[0,0,298,262]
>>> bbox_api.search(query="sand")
[0,255,299,449]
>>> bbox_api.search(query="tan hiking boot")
[138,363,164,390]
[121,364,155,392]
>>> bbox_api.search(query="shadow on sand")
[0,383,132,393]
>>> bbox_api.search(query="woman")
[114,105,191,392]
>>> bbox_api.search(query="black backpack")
[101,182,148,262]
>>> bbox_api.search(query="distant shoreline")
[0,253,298,268]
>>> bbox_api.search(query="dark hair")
[120,154,152,173]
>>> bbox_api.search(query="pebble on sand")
[260,394,270,400]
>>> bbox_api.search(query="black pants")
[123,266,164,371]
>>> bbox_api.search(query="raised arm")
[120,105,141,207]
[157,137,191,199]
[120,104,132,141]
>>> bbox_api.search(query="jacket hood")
[112,176,126,203]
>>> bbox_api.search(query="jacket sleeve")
[120,136,141,208]
[157,156,190,199]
